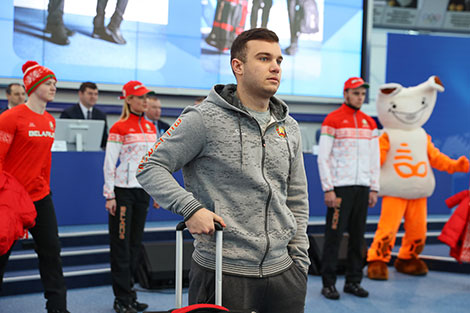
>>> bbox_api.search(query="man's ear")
[231,58,243,76]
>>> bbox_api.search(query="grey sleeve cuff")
[181,199,205,221]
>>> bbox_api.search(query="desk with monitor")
[53,119,104,152]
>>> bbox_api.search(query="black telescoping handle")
[176,221,223,231]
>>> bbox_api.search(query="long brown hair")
[119,96,133,121]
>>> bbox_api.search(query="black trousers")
[109,187,149,305]
[321,186,369,287]
[188,260,307,313]
[93,0,129,28]
[47,0,65,27]
[250,0,273,28]
[287,0,298,44]
[0,194,67,311]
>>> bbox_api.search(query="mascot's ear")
[426,75,445,92]
[379,83,402,97]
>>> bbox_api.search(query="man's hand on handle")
[186,208,226,235]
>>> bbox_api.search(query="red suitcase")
[144,222,256,313]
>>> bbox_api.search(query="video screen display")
[1,0,365,99]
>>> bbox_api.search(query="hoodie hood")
[208,84,289,123]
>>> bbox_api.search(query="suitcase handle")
[176,221,223,231]
[175,221,224,308]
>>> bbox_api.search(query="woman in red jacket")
[103,81,156,313]
[0,61,69,313]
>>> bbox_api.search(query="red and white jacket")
[317,103,380,192]
[103,113,156,199]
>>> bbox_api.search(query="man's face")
[146,98,162,121]
[79,87,98,108]
[234,40,283,99]
[7,84,26,107]
[34,79,57,103]
[344,86,367,109]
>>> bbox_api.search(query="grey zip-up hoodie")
[137,84,310,277]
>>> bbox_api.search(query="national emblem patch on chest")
[276,125,286,138]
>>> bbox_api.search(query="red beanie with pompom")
[22,61,56,96]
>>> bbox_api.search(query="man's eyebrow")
[255,52,271,57]
[255,52,283,61]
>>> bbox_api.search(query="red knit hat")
[343,77,369,91]
[119,80,151,99]
[22,61,57,96]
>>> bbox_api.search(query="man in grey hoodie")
[136,28,310,313]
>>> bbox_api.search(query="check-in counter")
[50,152,456,226]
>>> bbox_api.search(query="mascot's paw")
[367,261,389,280]
[394,257,428,276]
[456,156,470,172]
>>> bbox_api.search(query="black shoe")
[48,310,70,313]
[321,285,340,300]
[48,25,70,45]
[92,26,109,39]
[285,43,298,55]
[343,282,369,298]
[113,299,138,313]
[106,25,126,44]
[130,300,148,312]
[45,24,75,37]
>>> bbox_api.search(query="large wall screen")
[1,0,365,99]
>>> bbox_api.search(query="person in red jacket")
[317,77,380,300]
[103,81,157,313]
[0,61,69,313]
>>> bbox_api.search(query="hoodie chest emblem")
[276,125,286,138]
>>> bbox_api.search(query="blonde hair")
[119,96,132,121]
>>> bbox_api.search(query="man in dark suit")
[60,82,108,149]
[144,92,170,138]
[1,83,26,114]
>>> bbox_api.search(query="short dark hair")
[230,28,279,63]
[79,81,98,93]
[147,92,159,100]
[6,83,23,95]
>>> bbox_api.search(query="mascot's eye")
[391,104,397,109]
[421,98,426,105]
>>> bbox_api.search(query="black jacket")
[155,119,170,137]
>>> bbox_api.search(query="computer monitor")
[53,119,105,152]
